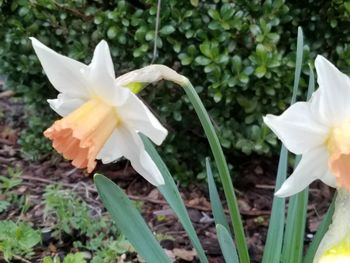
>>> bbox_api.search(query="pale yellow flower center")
[44,98,119,173]
[326,122,350,191]
[320,235,350,263]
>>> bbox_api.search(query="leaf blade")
[216,224,239,263]
[303,194,336,263]
[206,158,230,233]
[141,135,209,263]
[94,174,171,263]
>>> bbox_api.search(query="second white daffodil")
[264,55,350,197]
[31,37,187,186]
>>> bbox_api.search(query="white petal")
[118,92,167,145]
[47,93,86,117]
[88,40,129,106]
[96,130,124,163]
[96,126,164,186]
[30,37,89,97]
[313,55,350,126]
[275,146,329,197]
[115,64,189,87]
[320,170,337,188]
[264,101,328,155]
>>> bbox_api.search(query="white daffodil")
[31,37,188,186]
[314,189,350,263]
[264,55,350,197]
[264,56,350,262]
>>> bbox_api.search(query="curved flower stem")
[181,81,250,263]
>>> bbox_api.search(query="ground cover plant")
[0,162,136,262]
[1,1,350,263]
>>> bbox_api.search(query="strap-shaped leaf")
[216,224,239,263]
[206,158,230,233]
[262,27,304,263]
[94,174,171,263]
[141,135,209,263]
[303,194,336,263]
[261,146,288,263]
[282,28,315,263]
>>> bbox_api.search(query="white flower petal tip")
[263,102,328,155]
[30,37,89,98]
[262,114,274,127]
[315,55,335,70]
[274,187,289,198]
[151,171,165,186]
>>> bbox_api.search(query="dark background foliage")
[1,0,350,183]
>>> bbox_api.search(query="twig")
[151,0,161,64]
[0,90,14,98]
[12,255,32,263]
[127,194,271,216]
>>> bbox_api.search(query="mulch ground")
[0,86,334,263]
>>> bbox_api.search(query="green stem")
[182,81,250,263]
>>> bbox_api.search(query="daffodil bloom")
[315,189,350,262]
[264,56,350,262]
[264,55,350,197]
[31,37,188,186]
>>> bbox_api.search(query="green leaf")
[291,27,304,104]
[182,82,250,263]
[141,135,209,263]
[262,27,305,263]
[303,194,336,263]
[179,53,193,65]
[216,224,239,263]
[261,146,288,263]
[94,174,171,263]
[0,200,10,213]
[43,257,56,263]
[190,0,199,7]
[307,64,315,99]
[63,253,86,263]
[255,65,266,78]
[208,9,221,20]
[160,25,175,35]
[107,26,118,39]
[199,41,212,58]
[206,158,230,232]
[281,28,309,263]
[281,176,308,263]
[195,55,211,66]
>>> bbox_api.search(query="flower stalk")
[181,81,250,263]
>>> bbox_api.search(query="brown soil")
[0,87,333,263]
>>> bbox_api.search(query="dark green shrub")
[1,0,350,182]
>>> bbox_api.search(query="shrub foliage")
[1,0,350,181]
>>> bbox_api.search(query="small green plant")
[0,167,23,193]
[0,167,26,212]
[43,253,86,263]
[91,236,134,263]
[0,220,41,262]
[43,185,92,239]
[43,184,134,262]
[0,201,10,213]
